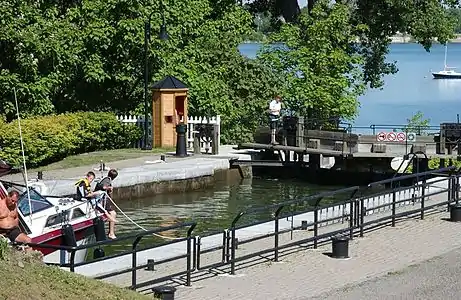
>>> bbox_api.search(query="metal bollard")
[175,123,188,157]
[301,220,308,230]
[160,155,166,162]
[331,235,350,259]
[37,171,43,180]
[146,259,155,271]
[152,286,177,300]
[449,203,461,222]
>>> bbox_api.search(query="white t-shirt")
[269,100,281,116]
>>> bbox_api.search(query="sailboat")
[432,44,461,79]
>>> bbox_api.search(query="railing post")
[360,198,365,237]
[221,230,227,263]
[131,236,142,290]
[197,236,202,270]
[70,249,76,273]
[421,180,426,220]
[448,176,453,211]
[313,207,319,249]
[274,206,284,262]
[392,190,396,227]
[456,176,460,204]
[186,236,192,286]
[230,227,236,275]
[349,200,354,240]
[226,230,231,263]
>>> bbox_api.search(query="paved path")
[315,246,461,300]
[174,209,461,300]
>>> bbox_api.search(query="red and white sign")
[376,132,386,142]
[396,132,406,142]
[387,132,396,141]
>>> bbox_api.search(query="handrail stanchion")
[197,236,202,270]
[421,179,426,220]
[69,249,76,273]
[313,207,319,249]
[392,190,396,227]
[274,205,285,262]
[186,223,197,286]
[221,230,227,263]
[349,200,354,239]
[229,212,245,275]
[130,236,143,290]
[456,175,460,204]
[360,198,365,237]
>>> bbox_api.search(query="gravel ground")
[312,246,461,300]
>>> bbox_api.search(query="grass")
[37,148,174,171]
[0,242,152,300]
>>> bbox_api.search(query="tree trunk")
[275,0,300,23]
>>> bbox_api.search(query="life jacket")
[75,178,91,200]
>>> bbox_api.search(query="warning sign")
[387,132,396,142]
[396,132,406,142]
[376,132,386,142]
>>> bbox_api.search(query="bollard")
[37,171,43,180]
[449,203,461,222]
[146,259,155,271]
[152,286,177,300]
[193,133,201,154]
[175,123,188,157]
[331,235,350,259]
[160,155,166,162]
[301,220,308,230]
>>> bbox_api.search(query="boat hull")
[432,73,461,79]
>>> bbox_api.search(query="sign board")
[375,131,417,142]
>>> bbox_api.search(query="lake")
[238,42,461,130]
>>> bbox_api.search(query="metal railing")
[21,167,460,290]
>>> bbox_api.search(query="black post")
[360,199,365,237]
[230,227,236,275]
[143,21,152,150]
[349,200,354,240]
[175,123,188,157]
[186,236,192,286]
[131,236,142,290]
[392,191,396,227]
[196,236,201,270]
[456,176,460,204]
[70,250,76,272]
[313,208,318,249]
[274,206,284,262]
[421,180,426,220]
[221,230,227,263]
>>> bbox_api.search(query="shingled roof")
[151,75,188,89]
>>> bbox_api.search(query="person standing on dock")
[94,169,118,239]
[269,95,282,144]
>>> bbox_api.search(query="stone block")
[412,144,426,154]
[372,143,386,153]
[307,139,320,149]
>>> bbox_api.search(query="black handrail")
[368,166,455,187]
[228,186,360,275]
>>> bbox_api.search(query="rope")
[103,193,185,240]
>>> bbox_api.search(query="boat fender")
[61,224,77,248]
[93,217,106,241]
[93,248,105,259]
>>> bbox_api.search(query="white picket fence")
[117,115,221,151]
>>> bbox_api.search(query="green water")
[101,178,341,255]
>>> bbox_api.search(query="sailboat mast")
[444,44,448,69]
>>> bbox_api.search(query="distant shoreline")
[242,34,461,44]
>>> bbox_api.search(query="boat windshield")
[17,189,53,217]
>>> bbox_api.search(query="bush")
[0,112,142,168]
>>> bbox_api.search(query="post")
[143,21,152,150]
[131,237,142,289]
[313,208,319,249]
[175,123,188,157]
[421,180,426,220]
[193,133,201,154]
[196,236,201,270]
[186,236,192,286]
[296,117,305,148]
[349,200,354,240]
[392,191,396,227]
[221,230,227,263]
[274,206,284,262]
[230,227,236,275]
[360,199,365,237]
[212,124,219,155]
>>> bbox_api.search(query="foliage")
[403,111,431,135]
[0,0,270,144]
[257,1,365,119]
[0,112,141,168]
[448,8,461,33]
[247,0,458,89]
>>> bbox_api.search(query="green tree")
[403,111,431,135]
